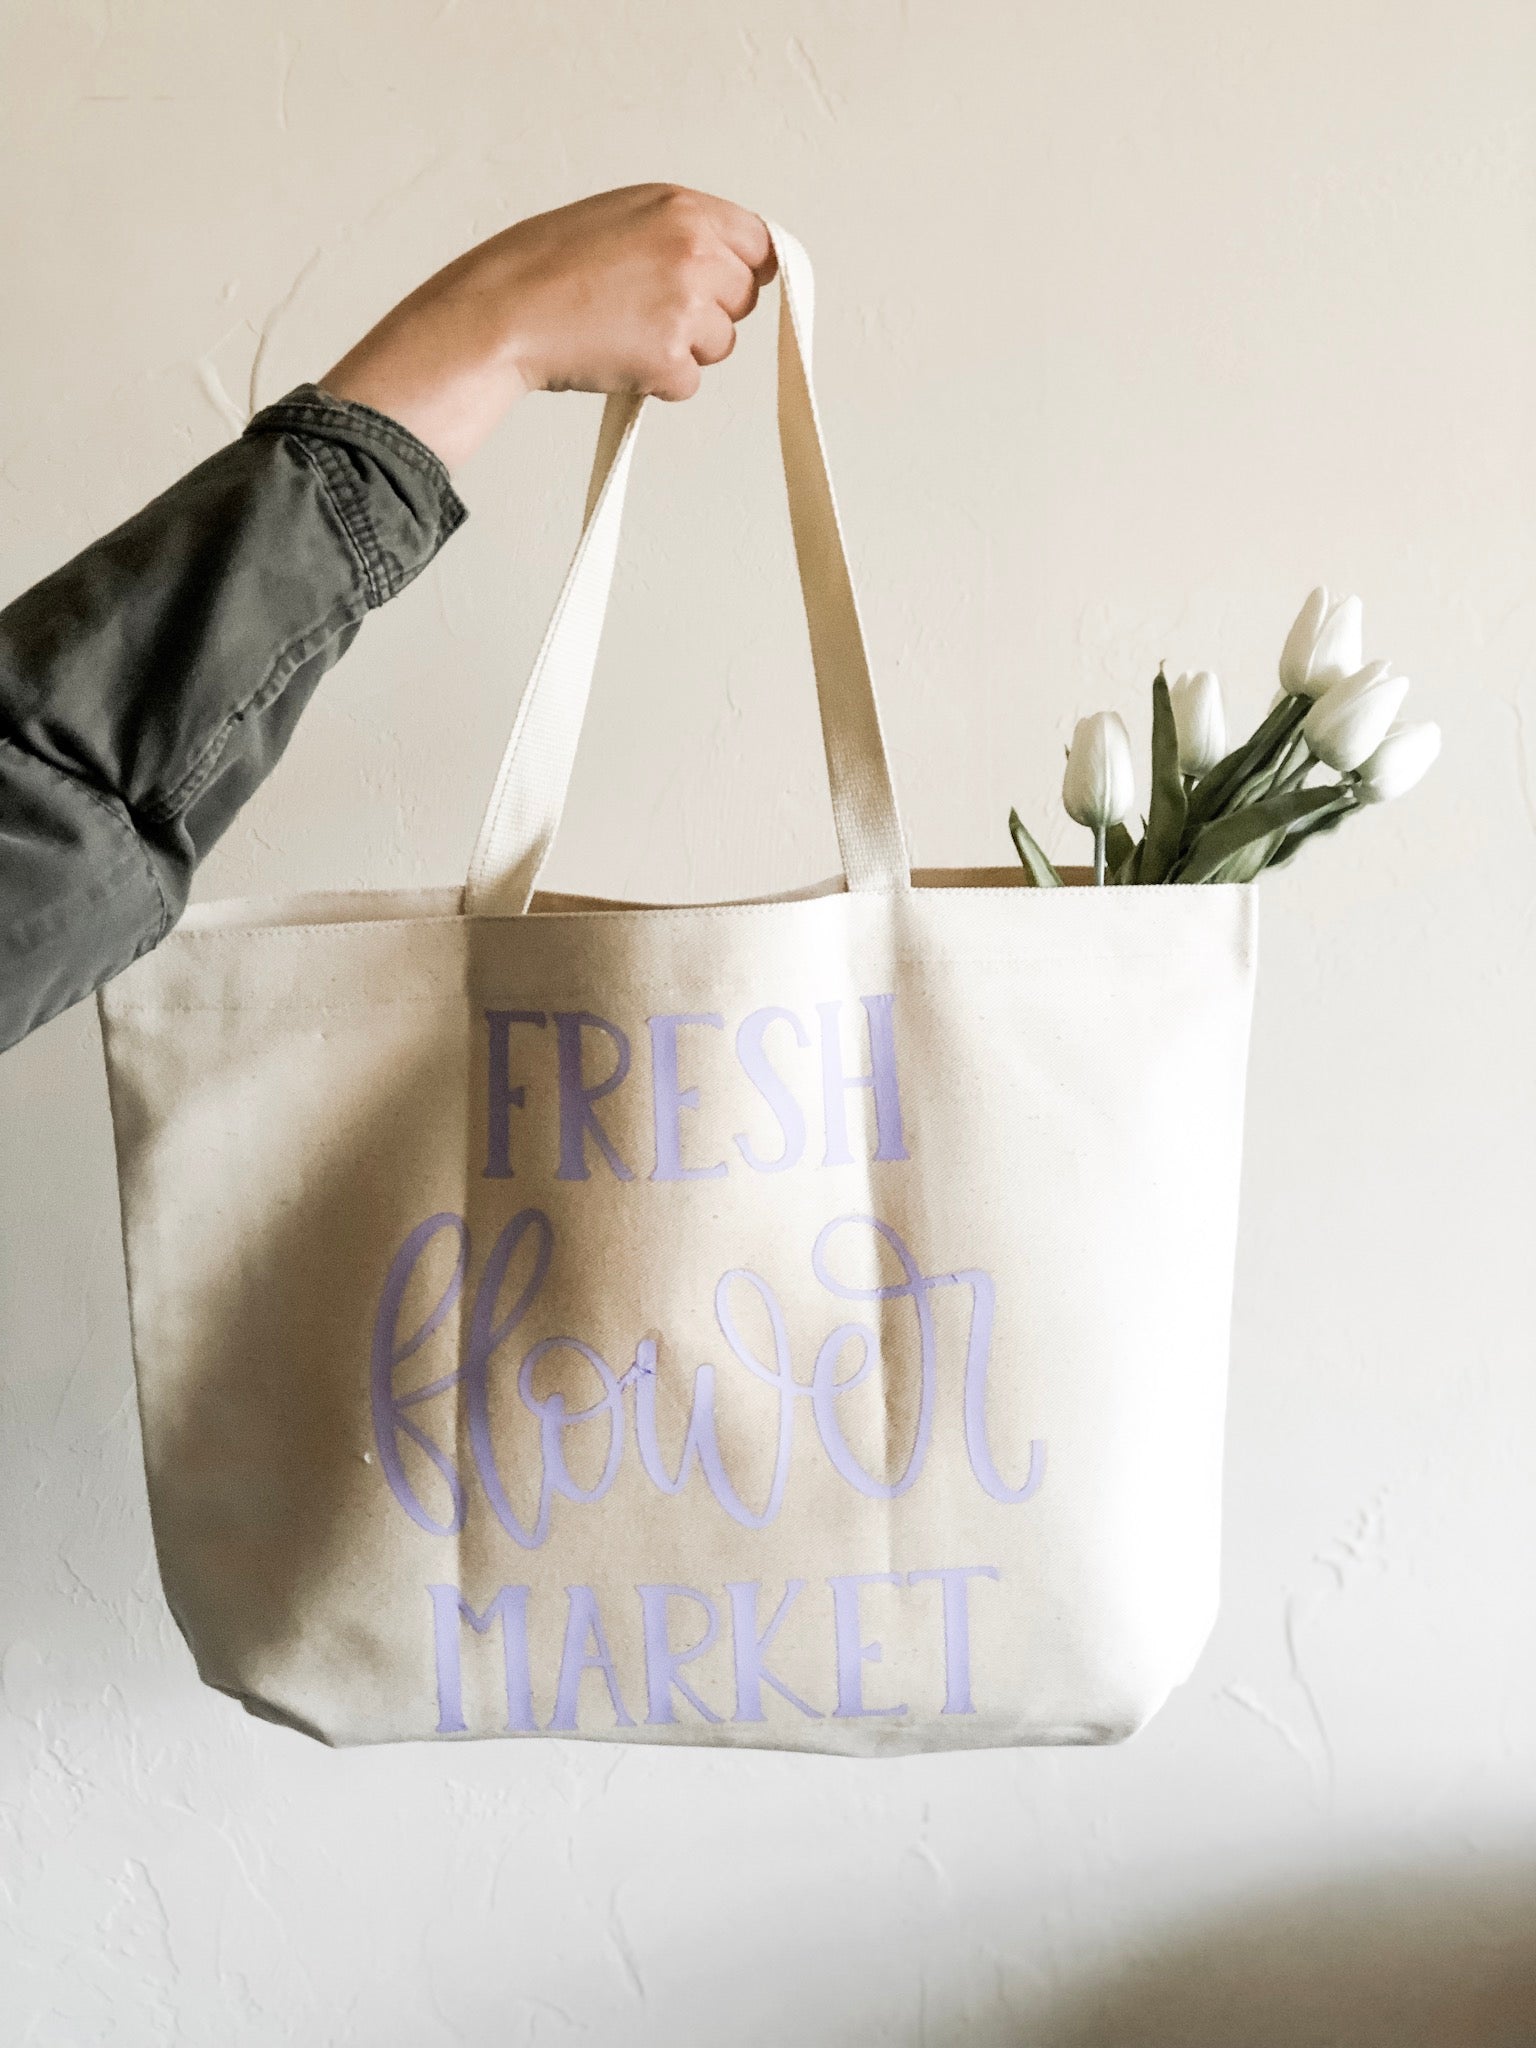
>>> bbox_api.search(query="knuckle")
[641,339,691,396]
[659,198,714,268]
[659,350,701,400]
[638,181,688,220]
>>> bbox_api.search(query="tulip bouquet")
[1009,588,1441,887]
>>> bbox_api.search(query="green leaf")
[1183,694,1307,839]
[1216,791,1358,880]
[1138,671,1187,883]
[1173,785,1344,885]
[1265,792,1358,870]
[1009,808,1065,888]
[1209,831,1286,884]
[1105,821,1136,879]
[1222,748,1304,818]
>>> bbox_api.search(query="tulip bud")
[1280,586,1365,699]
[1356,719,1441,803]
[1062,712,1136,831]
[1169,669,1225,777]
[1302,661,1410,773]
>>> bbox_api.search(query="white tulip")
[1063,711,1135,884]
[1063,712,1135,830]
[1356,719,1441,803]
[1302,661,1410,773]
[1280,585,1365,699]
[1169,669,1225,777]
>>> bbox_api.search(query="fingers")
[675,191,768,319]
[690,302,738,369]
[651,352,703,403]
[704,196,776,284]
[662,208,765,400]
[712,250,761,324]
[609,186,776,403]
[647,256,742,400]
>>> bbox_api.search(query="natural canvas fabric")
[99,229,1257,1754]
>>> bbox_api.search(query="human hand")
[317,184,776,471]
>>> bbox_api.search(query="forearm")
[317,185,775,468]
[0,181,768,1056]
[0,386,466,1051]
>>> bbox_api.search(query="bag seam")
[147,883,1251,941]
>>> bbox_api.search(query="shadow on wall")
[971,1854,1536,2048]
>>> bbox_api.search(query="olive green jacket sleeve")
[0,384,468,1052]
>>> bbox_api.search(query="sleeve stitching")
[244,385,462,502]
[290,434,391,606]
[136,453,372,821]
[139,587,364,824]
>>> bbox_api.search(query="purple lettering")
[828,1572,908,1719]
[463,1209,557,1547]
[906,1566,1000,1715]
[952,1267,1046,1504]
[550,1585,634,1731]
[554,1011,634,1182]
[373,1208,1045,1551]
[518,1337,625,1511]
[429,1583,535,1734]
[648,1012,728,1182]
[817,995,909,1168]
[630,1270,803,1529]
[370,1214,470,1537]
[733,1007,809,1173]
[638,1584,724,1725]
[809,1215,938,1499]
[483,1010,546,1179]
[726,1579,822,1721]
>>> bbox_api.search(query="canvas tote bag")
[98,226,1257,1755]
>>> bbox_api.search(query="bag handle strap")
[463,221,910,916]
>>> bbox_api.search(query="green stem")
[1264,789,1359,869]
[1094,825,1106,886]
[1185,694,1306,835]
[1258,731,1309,799]
[1273,753,1317,796]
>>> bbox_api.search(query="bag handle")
[463,222,911,916]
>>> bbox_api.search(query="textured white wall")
[2,2,1533,2041]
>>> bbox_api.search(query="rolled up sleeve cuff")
[243,383,469,608]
